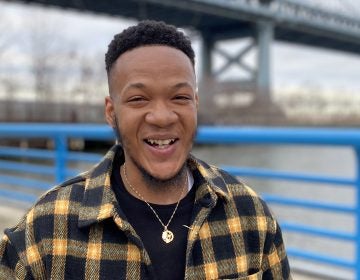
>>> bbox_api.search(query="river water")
[0,144,357,279]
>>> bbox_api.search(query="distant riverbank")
[1,90,360,127]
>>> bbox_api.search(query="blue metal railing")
[0,123,359,279]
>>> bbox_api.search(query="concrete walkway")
[0,205,321,279]
[0,204,27,233]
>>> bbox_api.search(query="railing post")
[356,147,360,280]
[54,135,67,184]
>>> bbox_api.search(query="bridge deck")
[5,0,360,54]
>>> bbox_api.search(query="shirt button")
[200,194,212,207]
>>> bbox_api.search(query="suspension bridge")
[4,0,360,101]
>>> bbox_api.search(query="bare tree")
[0,7,18,107]
[27,15,57,99]
[71,52,107,103]
[0,12,12,58]
[24,11,75,101]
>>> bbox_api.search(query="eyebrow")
[124,82,194,92]
[171,82,194,90]
[124,83,146,92]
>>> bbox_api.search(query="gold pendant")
[162,229,174,243]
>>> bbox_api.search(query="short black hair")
[105,20,195,74]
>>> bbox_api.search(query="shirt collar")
[188,155,230,206]
[78,145,120,228]
[78,145,230,228]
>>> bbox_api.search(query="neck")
[121,164,188,205]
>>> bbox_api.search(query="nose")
[145,101,178,127]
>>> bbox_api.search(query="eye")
[128,96,147,103]
[176,95,189,100]
[173,94,192,103]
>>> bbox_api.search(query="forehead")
[109,45,195,85]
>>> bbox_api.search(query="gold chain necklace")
[122,163,187,244]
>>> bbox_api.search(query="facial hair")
[113,116,190,191]
[131,158,188,192]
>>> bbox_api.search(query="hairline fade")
[105,20,195,75]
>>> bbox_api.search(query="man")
[0,20,291,279]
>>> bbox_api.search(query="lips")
[144,138,178,149]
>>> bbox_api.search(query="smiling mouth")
[144,138,178,149]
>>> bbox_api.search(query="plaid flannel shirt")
[0,145,291,279]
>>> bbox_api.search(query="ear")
[195,92,199,109]
[105,96,115,127]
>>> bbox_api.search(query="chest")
[38,207,266,280]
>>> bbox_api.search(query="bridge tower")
[200,20,273,99]
[198,3,276,123]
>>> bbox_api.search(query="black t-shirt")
[111,156,195,280]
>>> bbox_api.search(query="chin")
[144,163,187,184]
[151,169,180,181]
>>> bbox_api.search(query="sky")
[1,0,360,97]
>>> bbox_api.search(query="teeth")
[147,139,175,146]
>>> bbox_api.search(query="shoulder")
[0,174,88,278]
[205,163,275,220]
[194,158,256,197]
[5,173,87,237]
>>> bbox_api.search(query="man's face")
[105,45,198,182]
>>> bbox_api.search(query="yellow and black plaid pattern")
[0,145,291,279]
